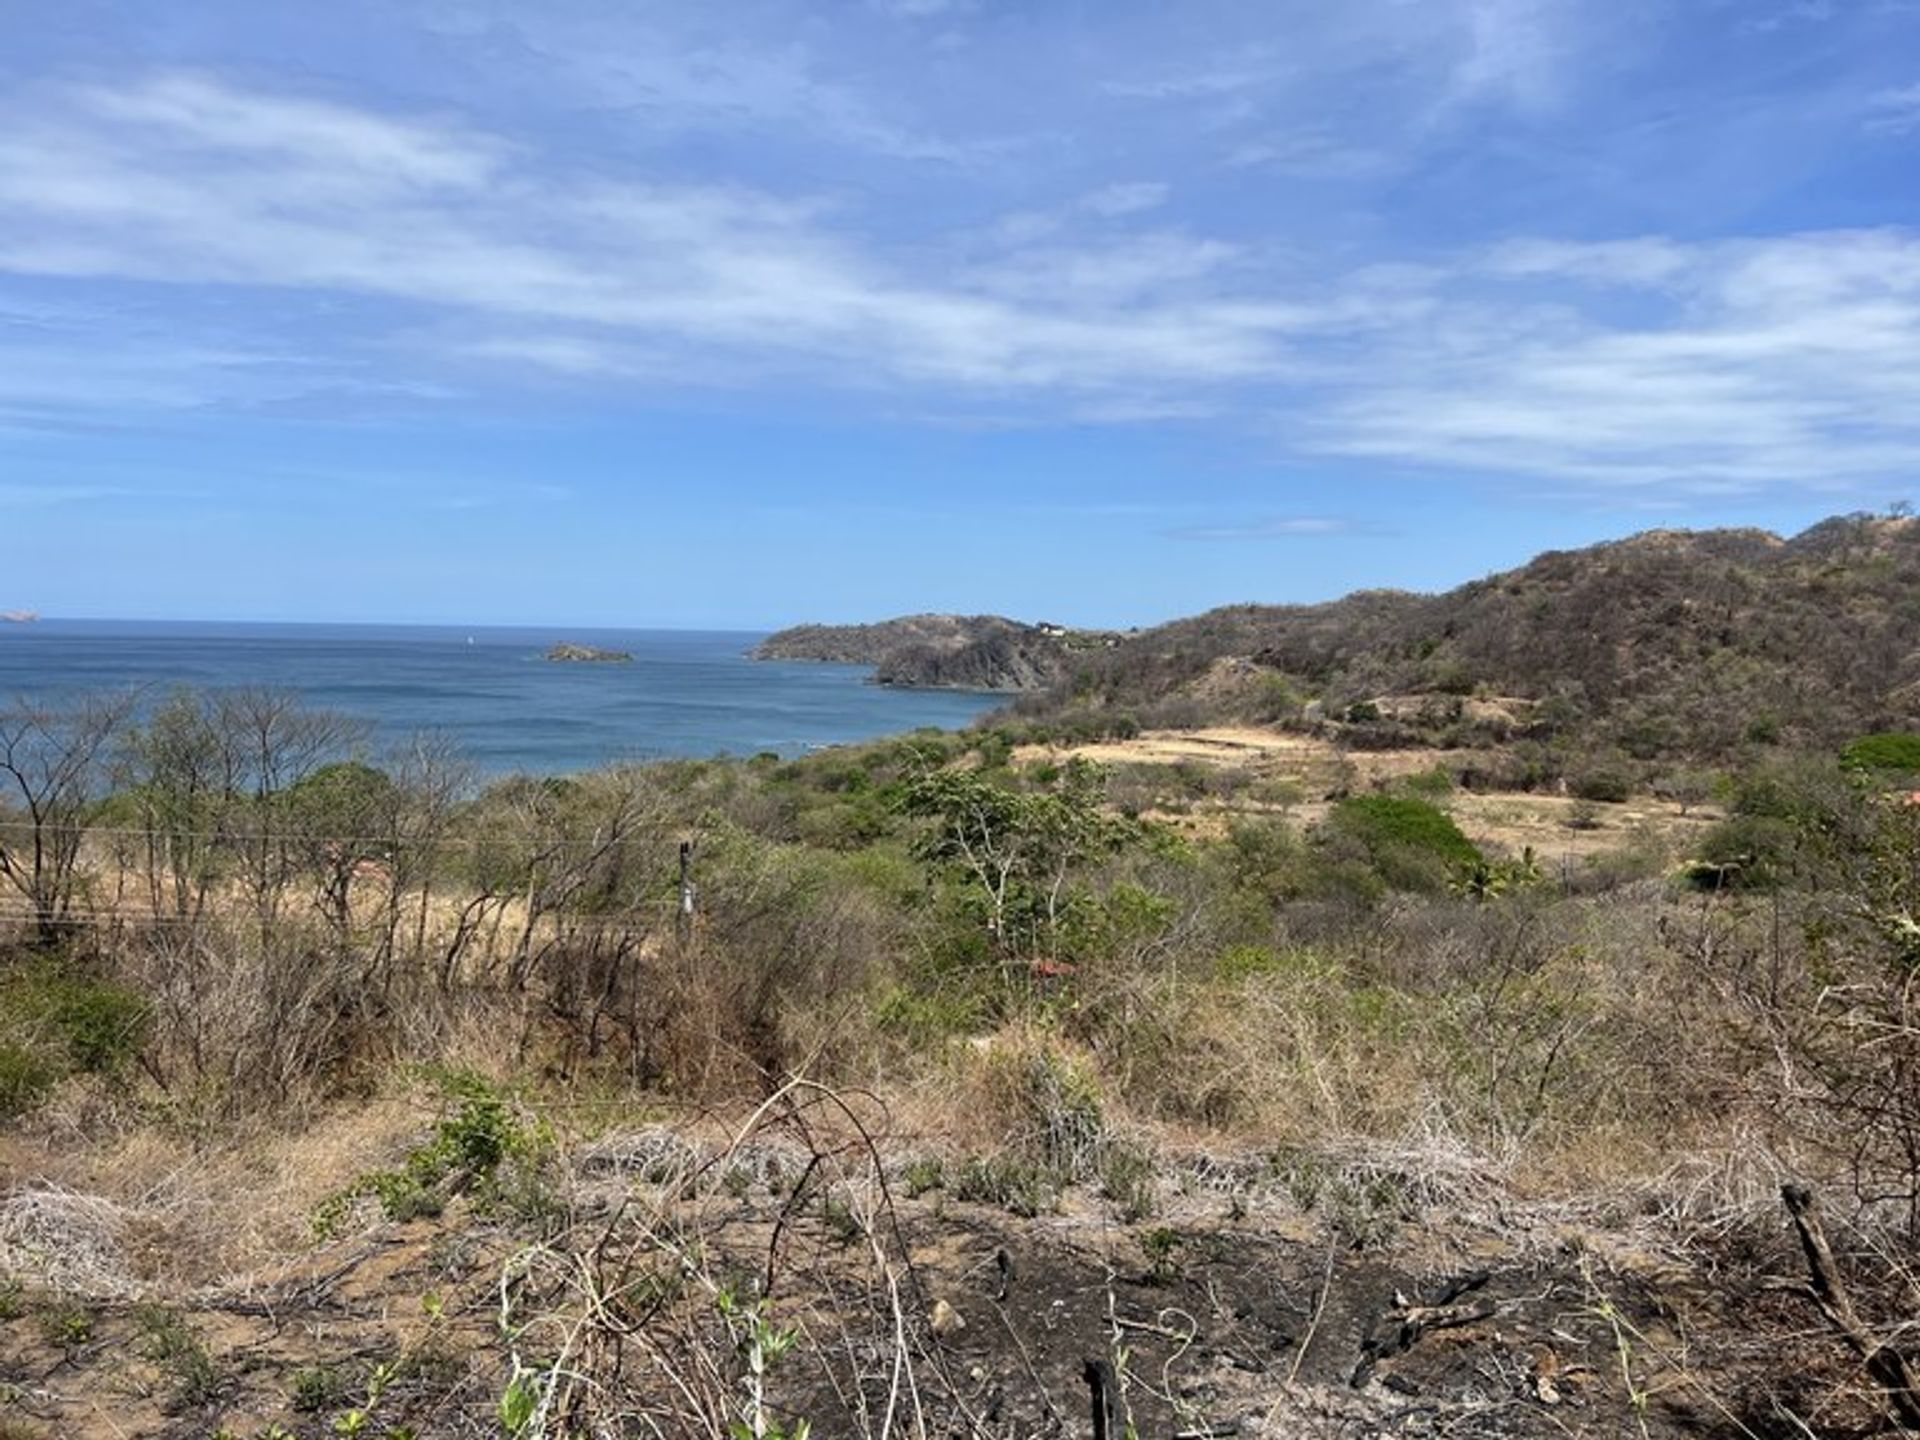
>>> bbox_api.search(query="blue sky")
[3,0,1920,628]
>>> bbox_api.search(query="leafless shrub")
[0,1184,137,1298]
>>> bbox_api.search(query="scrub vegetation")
[4,517,1920,1438]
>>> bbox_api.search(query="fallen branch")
[1780,1184,1920,1433]
[1350,1272,1494,1388]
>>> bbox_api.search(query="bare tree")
[215,689,362,934]
[0,693,132,945]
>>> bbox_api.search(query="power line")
[0,820,683,852]
[0,906,675,935]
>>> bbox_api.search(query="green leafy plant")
[133,1303,220,1406]
[1139,1226,1184,1285]
[498,1363,541,1437]
[716,1288,812,1440]
[1100,1143,1158,1223]
[313,1080,550,1238]
[38,1303,93,1350]
[291,1364,346,1412]
[950,1155,1058,1217]
[900,1157,945,1197]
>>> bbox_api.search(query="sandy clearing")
[1017,726,1722,861]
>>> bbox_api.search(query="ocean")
[0,620,1004,776]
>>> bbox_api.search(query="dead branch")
[1781,1184,1920,1432]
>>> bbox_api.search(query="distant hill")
[1005,514,1920,761]
[754,614,1119,691]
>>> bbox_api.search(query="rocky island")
[753,612,1119,691]
[546,641,633,663]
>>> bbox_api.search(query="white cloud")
[1865,82,1920,134]
[1447,0,1574,110]
[450,11,984,164]
[1310,231,1920,490]
[0,75,1326,403]
[4,76,1920,498]
[1080,182,1171,217]
[1741,0,1838,34]
[1167,517,1381,540]
[1103,63,1286,101]
[0,483,130,508]
[1225,134,1388,179]
[1485,237,1694,286]
[82,72,506,188]
[869,0,973,16]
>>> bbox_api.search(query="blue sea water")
[0,620,1004,776]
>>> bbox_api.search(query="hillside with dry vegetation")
[1010,513,1920,761]
[755,615,1119,691]
[4,519,1920,1438]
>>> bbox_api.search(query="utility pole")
[677,839,697,942]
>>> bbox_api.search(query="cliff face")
[874,632,1065,691]
[754,614,1110,691]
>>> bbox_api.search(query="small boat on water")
[0,610,39,624]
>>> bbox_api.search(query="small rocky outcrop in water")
[546,642,633,663]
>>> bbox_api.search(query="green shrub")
[313,1081,550,1237]
[900,1158,945,1197]
[950,1155,1058,1217]
[0,970,148,1101]
[39,1302,94,1349]
[1842,732,1920,775]
[0,1043,56,1119]
[1688,813,1800,890]
[1567,767,1632,804]
[1099,1142,1158,1222]
[1398,766,1455,798]
[45,979,148,1074]
[1324,794,1482,891]
[1214,944,1280,983]
[133,1303,220,1405]
[290,1364,347,1412]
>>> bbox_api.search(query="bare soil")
[0,1130,1861,1440]
[1017,727,1723,860]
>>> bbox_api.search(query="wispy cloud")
[1224,134,1389,179]
[1080,182,1171,218]
[1311,230,1920,490]
[453,11,986,164]
[0,483,132,508]
[0,74,1322,404]
[1165,516,1390,540]
[1740,0,1838,35]
[1484,237,1694,286]
[4,68,1920,498]
[1446,0,1575,111]
[1865,82,1920,134]
[868,0,973,17]
[1103,62,1287,102]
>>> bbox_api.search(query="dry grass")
[0,1088,433,1297]
[0,1184,137,1298]
[1016,725,1722,860]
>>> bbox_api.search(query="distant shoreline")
[0,622,1001,776]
